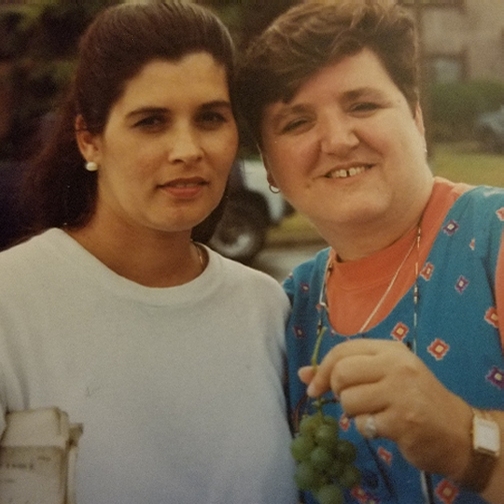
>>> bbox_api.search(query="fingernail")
[306,382,315,397]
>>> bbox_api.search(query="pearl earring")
[85,161,98,172]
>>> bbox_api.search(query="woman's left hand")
[299,338,473,480]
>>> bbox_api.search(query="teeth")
[171,182,199,187]
[325,166,368,179]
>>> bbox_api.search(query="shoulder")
[0,229,70,290]
[283,247,331,304]
[447,184,504,232]
[206,247,288,301]
[0,231,50,268]
[455,184,504,208]
[431,184,504,272]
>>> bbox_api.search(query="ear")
[412,102,428,153]
[75,115,101,163]
[260,151,278,189]
[414,103,426,137]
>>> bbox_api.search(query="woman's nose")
[168,124,203,164]
[319,113,359,155]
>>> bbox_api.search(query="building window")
[398,0,464,7]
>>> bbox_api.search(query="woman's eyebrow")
[199,100,233,111]
[269,103,311,128]
[341,87,385,103]
[125,101,233,119]
[126,106,167,120]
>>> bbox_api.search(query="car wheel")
[209,199,267,264]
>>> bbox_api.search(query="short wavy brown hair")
[236,0,419,147]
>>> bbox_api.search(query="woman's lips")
[324,165,372,179]
[160,177,208,198]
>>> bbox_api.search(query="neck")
[65,218,205,288]
[321,217,419,262]
[317,181,433,262]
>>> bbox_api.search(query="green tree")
[0,0,120,160]
[197,0,297,154]
[197,0,296,49]
[0,0,297,160]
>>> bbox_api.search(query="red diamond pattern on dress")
[484,307,499,328]
[443,220,459,235]
[455,275,469,294]
[427,338,450,360]
[339,413,350,432]
[469,238,476,250]
[420,262,434,281]
[350,487,371,504]
[293,326,304,339]
[377,446,392,466]
[391,322,409,342]
[496,207,504,221]
[486,366,504,390]
[435,480,459,504]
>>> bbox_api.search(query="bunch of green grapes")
[290,410,360,504]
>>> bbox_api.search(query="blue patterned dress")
[285,185,504,504]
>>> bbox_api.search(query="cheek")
[100,150,154,194]
[264,138,313,183]
[211,131,239,173]
[99,137,147,175]
[372,113,423,152]
[127,143,168,177]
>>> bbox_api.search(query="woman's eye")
[134,115,166,130]
[197,111,227,129]
[351,102,380,113]
[281,117,309,134]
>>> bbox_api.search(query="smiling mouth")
[168,181,205,188]
[162,177,208,188]
[324,165,371,179]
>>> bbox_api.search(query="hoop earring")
[85,161,98,172]
[268,184,280,194]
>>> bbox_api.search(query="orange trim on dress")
[325,177,480,336]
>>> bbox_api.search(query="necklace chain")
[315,225,430,501]
[359,226,421,334]
[317,224,422,340]
[192,241,205,272]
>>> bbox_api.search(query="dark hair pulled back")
[23,1,235,242]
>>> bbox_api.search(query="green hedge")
[427,80,504,141]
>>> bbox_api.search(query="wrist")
[458,408,500,493]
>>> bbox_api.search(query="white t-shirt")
[0,229,297,504]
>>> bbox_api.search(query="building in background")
[399,0,504,83]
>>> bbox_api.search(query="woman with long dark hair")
[0,3,297,502]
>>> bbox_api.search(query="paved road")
[251,242,327,283]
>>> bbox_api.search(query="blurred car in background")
[0,155,292,263]
[209,158,293,264]
[474,105,504,153]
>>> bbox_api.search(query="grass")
[431,142,504,186]
[267,141,504,245]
